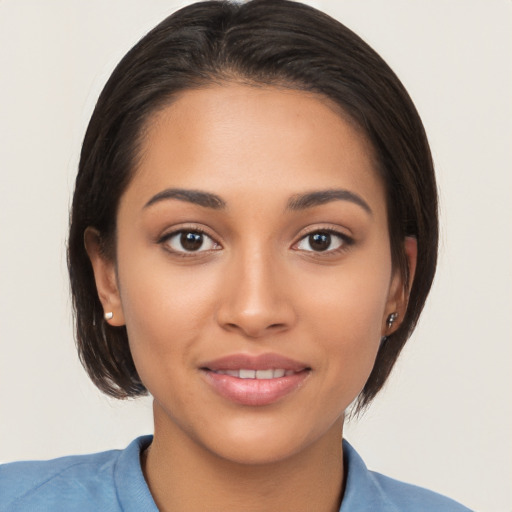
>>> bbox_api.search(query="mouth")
[200,353,311,406]
[209,368,298,379]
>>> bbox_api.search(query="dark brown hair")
[68,0,438,412]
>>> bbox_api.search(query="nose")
[215,248,296,339]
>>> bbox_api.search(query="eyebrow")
[287,189,372,214]
[143,187,371,215]
[144,188,226,210]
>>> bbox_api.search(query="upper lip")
[200,353,310,372]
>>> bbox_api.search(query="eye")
[295,231,349,253]
[163,230,220,253]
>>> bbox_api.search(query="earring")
[104,311,113,321]
[386,312,398,329]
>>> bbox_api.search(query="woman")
[0,1,473,510]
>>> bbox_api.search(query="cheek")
[116,251,220,381]
[299,252,391,340]
[296,252,392,394]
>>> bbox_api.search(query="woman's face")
[91,84,409,464]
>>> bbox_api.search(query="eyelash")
[294,228,354,255]
[158,227,221,256]
[157,227,354,256]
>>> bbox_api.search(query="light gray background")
[0,1,511,511]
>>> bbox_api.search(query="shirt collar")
[114,435,158,512]
[340,439,399,512]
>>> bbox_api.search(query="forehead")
[127,84,385,212]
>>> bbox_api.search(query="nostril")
[221,321,287,339]
[216,299,296,338]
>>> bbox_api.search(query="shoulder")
[0,436,154,512]
[0,448,121,512]
[342,440,473,512]
[366,470,473,512]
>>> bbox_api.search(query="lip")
[200,353,311,406]
[201,353,309,372]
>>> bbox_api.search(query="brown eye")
[181,232,204,251]
[308,233,331,251]
[296,231,347,253]
[164,230,219,253]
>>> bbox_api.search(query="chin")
[196,413,343,467]
[209,435,309,466]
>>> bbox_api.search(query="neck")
[142,403,345,512]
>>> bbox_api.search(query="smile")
[200,353,311,406]
[210,369,296,379]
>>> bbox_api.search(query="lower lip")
[202,370,310,406]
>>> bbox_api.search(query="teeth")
[256,369,273,379]
[213,369,293,379]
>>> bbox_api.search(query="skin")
[86,84,416,512]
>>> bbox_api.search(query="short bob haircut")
[68,0,438,413]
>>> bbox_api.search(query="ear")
[383,236,417,336]
[84,227,125,326]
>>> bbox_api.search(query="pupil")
[181,232,203,251]
[309,232,330,251]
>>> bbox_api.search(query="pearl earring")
[104,311,113,321]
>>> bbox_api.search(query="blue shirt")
[0,436,472,511]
